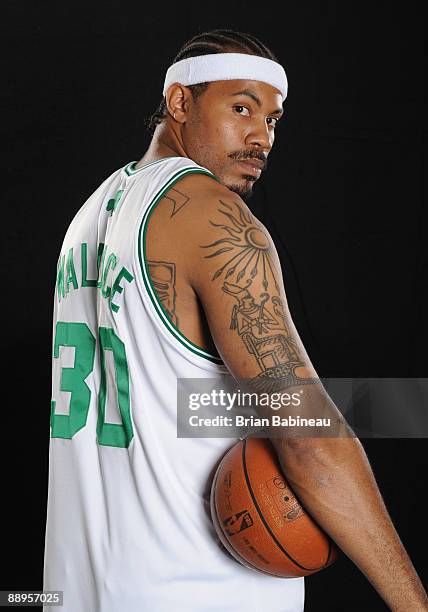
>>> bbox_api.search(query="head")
[146,30,285,200]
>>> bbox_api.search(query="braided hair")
[145,29,278,133]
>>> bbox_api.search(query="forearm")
[273,435,428,611]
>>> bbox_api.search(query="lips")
[237,159,264,176]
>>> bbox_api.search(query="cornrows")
[145,29,278,133]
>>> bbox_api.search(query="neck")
[136,120,188,169]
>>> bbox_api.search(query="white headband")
[162,53,288,101]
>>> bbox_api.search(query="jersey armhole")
[137,166,225,365]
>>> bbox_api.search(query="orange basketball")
[210,436,338,578]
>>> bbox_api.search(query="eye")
[267,117,280,128]
[234,105,250,116]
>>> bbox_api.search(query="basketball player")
[44,30,428,611]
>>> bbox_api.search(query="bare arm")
[182,187,427,611]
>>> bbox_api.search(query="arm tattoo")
[163,188,190,218]
[200,199,281,290]
[147,189,190,323]
[147,260,179,326]
[201,200,317,393]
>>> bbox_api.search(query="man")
[44,29,428,611]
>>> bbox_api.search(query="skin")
[140,78,428,610]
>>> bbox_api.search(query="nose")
[245,117,273,152]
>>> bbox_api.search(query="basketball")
[210,436,338,578]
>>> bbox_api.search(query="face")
[180,80,284,200]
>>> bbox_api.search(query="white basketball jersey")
[43,156,304,611]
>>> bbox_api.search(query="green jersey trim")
[138,167,224,365]
[125,157,180,176]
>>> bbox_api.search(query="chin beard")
[227,177,256,201]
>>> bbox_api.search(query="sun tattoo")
[200,200,281,291]
[199,199,318,391]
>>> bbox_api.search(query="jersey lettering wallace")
[51,240,135,449]
[56,241,134,312]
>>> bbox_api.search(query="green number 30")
[50,321,133,448]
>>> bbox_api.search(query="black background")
[2,1,427,610]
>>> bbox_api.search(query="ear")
[165,83,193,124]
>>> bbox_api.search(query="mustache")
[228,151,268,170]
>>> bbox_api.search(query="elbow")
[271,435,322,459]
[271,435,364,478]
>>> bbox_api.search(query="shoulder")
[163,177,278,280]
[146,168,278,276]
[165,171,231,204]
[161,171,265,231]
